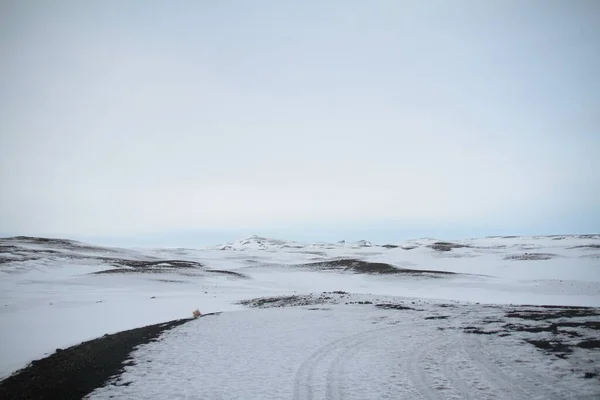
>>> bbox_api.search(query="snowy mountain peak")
[217,235,305,251]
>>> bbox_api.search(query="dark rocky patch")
[112,259,203,269]
[526,340,572,357]
[569,244,600,250]
[382,244,398,249]
[506,308,600,320]
[516,304,596,310]
[204,269,249,279]
[1,236,119,254]
[89,259,248,279]
[92,259,205,275]
[464,328,502,335]
[239,295,324,308]
[0,245,21,253]
[375,304,417,311]
[577,340,600,349]
[0,318,195,400]
[438,304,457,308]
[425,315,449,320]
[428,242,470,252]
[298,259,456,276]
[481,318,505,324]
[504,253,556,261]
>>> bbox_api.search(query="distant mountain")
[210,233,600,252]
[214,235,380,251]
[216,235,305,251]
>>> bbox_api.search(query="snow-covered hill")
[1,233,599,398]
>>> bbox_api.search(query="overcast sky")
[1,1,599,246]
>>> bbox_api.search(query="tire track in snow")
[293,324,407,400]
[295,320,575,400]
[461,336,564,400]
[407,335,459,400]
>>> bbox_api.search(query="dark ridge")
[298,259,457,276]
[2,236,80,246]
[91,259,205,275]
[568,244,600,249]
[0,245,21,253]
[0,317,199,400]
[113,260,203,269]
[375,304,417,311]
[514,304,595,310]
[428,242,471,252]
[381,244,398,249]
[0,237,119,254]
[204,269,249,279]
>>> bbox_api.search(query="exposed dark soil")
[298,259,457,276]
[0,317,199,400]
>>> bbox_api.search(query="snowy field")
[1,234,599,399]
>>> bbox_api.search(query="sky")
[1,1,599,247]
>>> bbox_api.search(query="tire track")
[407,335,458,400]
[461,336,564,400]
[293,324,409,400]
[295,322,576,400]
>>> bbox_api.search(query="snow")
[1,234,599,398]
[87,302,598,400]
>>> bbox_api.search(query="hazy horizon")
[2,1,599,245]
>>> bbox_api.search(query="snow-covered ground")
[1,234,599,398]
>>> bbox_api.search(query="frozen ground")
[1,234,599,398]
